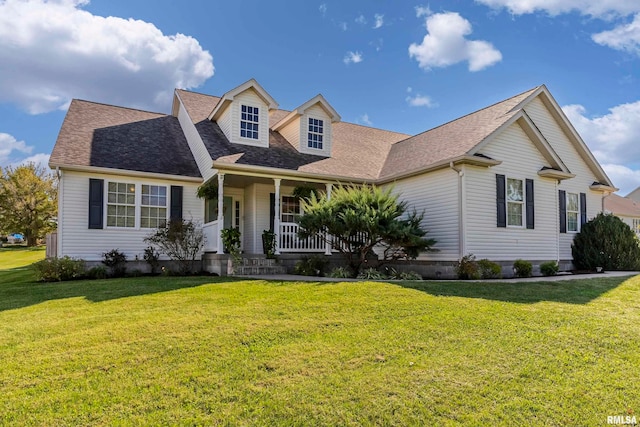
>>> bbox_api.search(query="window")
[240,105,259,139]
[140,185,167,228]
[633,219,640,235]
[307,117,324,149]
[281,196,301,223]
[107,182,136,227]
[506,178,524,227]
[567,192,579,232]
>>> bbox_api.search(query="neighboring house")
[604,193,640,236]
[49,79,616,276]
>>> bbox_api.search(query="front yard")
[0,248,638,425]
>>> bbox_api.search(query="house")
[49,79,617,276]
[604,193,640,236]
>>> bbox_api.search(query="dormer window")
[240,105,259,140]
[308,118,324,149]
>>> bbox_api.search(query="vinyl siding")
[229,89,270,148]
[279,119,301,149]
[59,170,203,261]
[300,105,332,157]
[388,168,460,260]
[465,123,558,260]
[177,100,215,182]
[243,184,256,252]
[525,98,603,259]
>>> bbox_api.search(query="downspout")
[555,180,560,264]
[602,191,611,213]
[450,162,465,259]
[56,167,62,258]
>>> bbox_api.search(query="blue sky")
[1,0,640,193]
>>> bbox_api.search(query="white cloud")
[409,12,502,72]
[563,101,640,194]
[0,0,214,114]
[12,153,52,173]
[0,133,33,165]
[343,51,363,64]
[359,114,373,126]
[415,5,432,18]
[339,21,348,31]
[475,0,640,18]
[319,3,327,16]
[373,14,384,29]
[592,14,640,54]
[355,14,367,25]
[406,94,437,108]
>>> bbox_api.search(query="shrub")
[513,259,532,278]
[221,227,242,265]
[478,259,501,279]
[262,230,277,259]
[328,266,351,278]
[400,271,422,280]
[294,254,329,276]
[127,269,143,277]
[33,256,85,282]
[456,254,480,280]
[357,267,385,280]
[572,213,640,271]
[540,261,559,276]
[102,249,127,277]
[86,265,108,280]
[143,246,160,274]
[145,219,205,275]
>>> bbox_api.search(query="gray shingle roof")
[50,100,201,178]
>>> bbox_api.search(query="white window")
[240,105,259,139]
[567,192,579,232]
[633,219,640,235]
[140,185,167,228]
[507,178,524,227]
[307,117,324,149]
[107,182,136,227]
[281,196,301,223]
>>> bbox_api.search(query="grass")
[1,248,639,425]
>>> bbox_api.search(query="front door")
[222,196,233,229]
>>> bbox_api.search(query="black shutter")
[580,193,587,227]
[526,179,534,229]
[559,190,566,234]
[496,174,506,228]
[170,186,183,221]
[269,193,275,231]
[88,178,104,229]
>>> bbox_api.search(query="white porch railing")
[202,221,219,252]
[279,222,325,253]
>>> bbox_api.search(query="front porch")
[200,169,336,256]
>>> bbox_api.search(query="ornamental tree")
[297,184,436,277]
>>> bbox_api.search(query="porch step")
[232,257,287,275]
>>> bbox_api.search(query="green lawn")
[1,248,639,426]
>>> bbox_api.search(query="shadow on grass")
[392,275,635,305]
[0,266,245,313]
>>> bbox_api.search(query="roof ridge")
[71,98,167,116]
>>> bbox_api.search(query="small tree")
[297,184,436,277]
[0,163,57,246]
[144,219,204,275]
[572,213,640,271]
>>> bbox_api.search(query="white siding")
[300,104,332,157]
[228,89,270,148]
[525,97,603,260]
[279,119,301,149]
[217,103,232,142]
[243,184,256,253]
[253,183,273,253]
[59,170,203,261]
[388,168,460,260]
[465,123,558,261]
[177,100,215,182]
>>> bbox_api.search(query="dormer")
[272,94,341,157]
[209,79,278,148]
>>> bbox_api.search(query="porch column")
[216,173,225,254]
[274,178,281,255]
[324,183,333,255]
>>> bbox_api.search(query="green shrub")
[33,256,85,282]
[294,254,329,276]
[221,227,242,264]
[477,259,501,279]
[399,271,422,280]
[145,219,205,275]
[261,230,277,259]
[102,249,127,277]
[86,265,107,280]
[357,267,385,280]
[540,261,559,276]
[456,254,480,280]
[328,266,351,278]
[143,246,160,274]
[513,259,532,278]
[572,213,640,271]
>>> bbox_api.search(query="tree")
[0,163,57,246]
[297,184,436,276]
[571,213,640,271]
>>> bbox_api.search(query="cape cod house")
[49,79,616,276]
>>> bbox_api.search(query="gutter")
[450,161,465,259]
